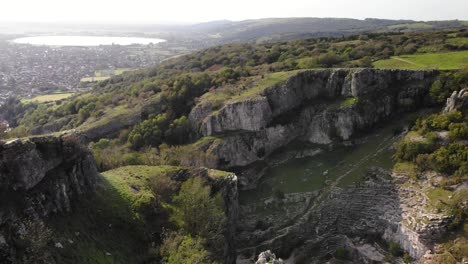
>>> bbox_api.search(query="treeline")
[3,29,468,149]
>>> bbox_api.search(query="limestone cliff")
[237,168,451,263]
[190,69,438,181]
[0,134,98,262]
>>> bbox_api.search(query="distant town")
[0,33,203,103]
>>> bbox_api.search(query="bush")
[334,247,349,260]
[18,220,53,264]
[429,79,449,104]
[403,252,412,263]
[415,143,468,174]
[449,123,468,140]
[149,174,178,203]
[388,241,403,257]
[273,189,285,200]
[415,112,464,134]
[171,178,226,239]
[160,232,217,264]
[394,140,436,162]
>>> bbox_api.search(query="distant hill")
[186,17,468,43]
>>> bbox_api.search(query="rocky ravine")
[236,87,467,263]
[0,134,98,262]
[189,68,438,188]
[238,167,457,263]
[188,68,466,263]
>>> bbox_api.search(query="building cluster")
[0,39,197,103]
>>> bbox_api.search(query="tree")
[160,232,217,264]
[171,177,226,240]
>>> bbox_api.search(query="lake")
[12,36,166,47]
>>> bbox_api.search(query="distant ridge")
[181,17,468,43]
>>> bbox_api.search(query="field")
[81,68,134,83]
[22,92,75,103]
[80,76,111,83]
[95,68,133,77]
[387,22,433,30]
[445,37,468,46]
[373,51,468,70]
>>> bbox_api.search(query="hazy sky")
[1,0,467,23]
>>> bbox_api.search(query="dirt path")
[392,57,421,67]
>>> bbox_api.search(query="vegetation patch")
[373,51,468,70]
[388,22,433,30]
[340,96,358,108]
[445,37,468,46]
[101,165,181,214]
[394,162,418,179]
[21,92,75,103]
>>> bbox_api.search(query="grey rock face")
[0,134,98,260]
[237,168,454,263]
[190,69,437,173]
[444,87,468,113]
[202,96,273,136]
[191,168,239,264]
[255,250,284,264]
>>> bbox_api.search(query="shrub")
[429,79,448,104]
[449,123,468,140]
[388,241,403,257]
[403,252,412,264]
[417,112,463,133]
[160,232,217,264]
[394,140,435,162]
[18,220,53,264]
[334,247,349,260]
[171,177,226,239]
[149,174,178,203]
[273,189,285,200]
[415,143,468,174]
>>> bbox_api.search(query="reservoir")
[11,36,166,47]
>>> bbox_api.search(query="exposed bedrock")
[237,168,450,263]
[0,134,98,261]
[189,69,438,176]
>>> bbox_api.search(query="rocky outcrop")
[190,69,437,174]
[0,134,98,261]
[30,95,164,142]
[202,97,273,136]
[176,167,239,264]
[208,170,239,264]
[444,87,468,113]
[237,167,452,263]
[255,250,284,264]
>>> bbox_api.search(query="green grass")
[207,168,234,179]
[373,51,468,70]
[340,97,358,108]
[47,165,187,263]
[445,37,468,46]
[417,45,444,53]
[198,70,303,110]
[237,70,303,99]
[425,188,468,213]
[80,76,111,83]
[388,22,433,30]
[193,136,223,148]
[101,165,181,213]
[95,68,133,77]
[21,92,75,103]
[394,162,418,179]
[83,68,134,83]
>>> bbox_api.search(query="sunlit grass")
[373,51,468,70]
[21,92,75,103]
